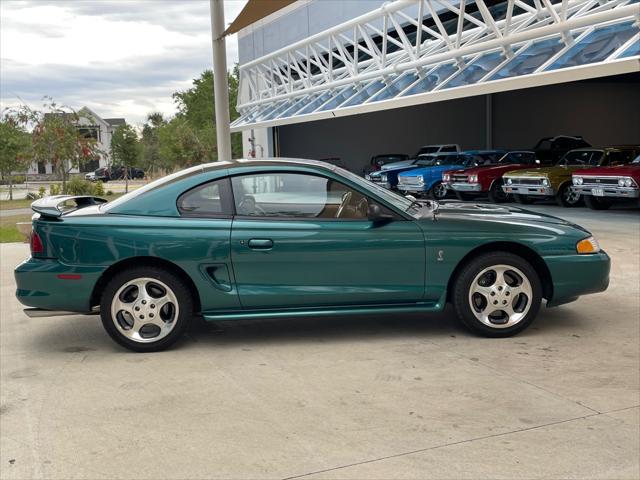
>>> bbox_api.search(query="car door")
[229,171,425,309]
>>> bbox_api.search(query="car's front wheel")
[488,179,510,203]
[452,252,542,337]
[429,181,448,200]
[556,183,581,207]
[100,266,193,352]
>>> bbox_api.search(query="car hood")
[400,164,464,176]
[420,201,589,232]
[448,163,529,176]
[577,164,640,177]
[503,165,580,177]
[371,164,417,176]
[382,160,414,170]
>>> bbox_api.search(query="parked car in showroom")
[366,154,436,190]
[502,146,638,207]
[397,151,502,200]
[444,151,542,202]
[572,152,640,209]
[15,159,610,352]
[364,153,409,175]
[532,135,591,163]
[381,144,460,170]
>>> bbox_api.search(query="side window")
[231,172,373,219]
[441,145,457,152]
[178,179,230,216]
[607,151,624,166]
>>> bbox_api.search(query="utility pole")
[210,0,232,161]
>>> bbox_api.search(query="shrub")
[49,184,61,196]
[38,186,46,198]
[93,181,105,196]
[25,192,39,200]
[106,190,114,196]
[64,176,94,196]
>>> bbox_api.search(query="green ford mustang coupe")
[15,159,610,352]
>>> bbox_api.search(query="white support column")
[210,0,232,161]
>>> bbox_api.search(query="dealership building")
[230,0,639,172]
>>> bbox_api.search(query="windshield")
[436,155,463,166]
[632,154,640,165]
[499,151,536,164]
[557,150,603,166]
[335,166,415,213]
[416,155,438,166]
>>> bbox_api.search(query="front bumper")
[371,180,392,189]
[449,182,482,192]
[503,185,554,196]
[544,252,610,307]
[398,183,426,193]
[14,257,106,312]
[573,185,640,199]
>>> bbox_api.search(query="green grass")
[0,214,32,243]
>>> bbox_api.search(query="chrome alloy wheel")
[432,182,447,199]
[111,277,179,343]
[563,185,580,205]
[468,265,533,329]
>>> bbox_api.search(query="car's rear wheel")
[584,195,612,210]
[100,267,193,352]
[452,252,542,337]
[556,183,581,207]
[488,179,510,203]
[429,181,448,200]
[513,194,532,204]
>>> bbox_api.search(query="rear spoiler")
[31,195,108,218]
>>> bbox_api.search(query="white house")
[28,107,126,176]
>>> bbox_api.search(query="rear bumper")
[544,252,610,307]
[14,257,106,313]
[503,185,554,196]
[573,186,639,198]
[449,183,482,192]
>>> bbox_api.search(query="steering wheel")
[336,191,352,218]
[238,196,266,216]
[355,197,368,217]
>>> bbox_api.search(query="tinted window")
[416,146,439,155]
[178,179,230,216]
[558,150,603,166]
[440,145,457,152]
[231,173,372,219]
[499,152,537,164]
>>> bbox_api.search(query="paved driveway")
[1,206,638,479]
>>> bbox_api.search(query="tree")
[141,112,165,177]
[172,66,243,160]
[110,124,140,192]
[0,116,31,200]
[157,118,209,170]
[8,100,101,192]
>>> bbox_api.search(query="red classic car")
[443,151,541,202]
[572,153,640,209]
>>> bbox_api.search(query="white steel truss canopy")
[231,0,640,132]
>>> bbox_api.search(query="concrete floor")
[1,205,638,480]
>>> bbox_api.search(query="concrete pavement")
[1,207,638,479]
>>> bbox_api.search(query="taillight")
[30,231,44,255]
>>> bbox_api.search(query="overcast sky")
[1,0,249,125]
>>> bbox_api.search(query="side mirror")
[367,203,393,226]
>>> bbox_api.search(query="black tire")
[488,179,510,203]
[454,191,475,201]
[584,195,612,210]
[513,194,532,204]
[100,266,193,352]
[452,251,542,337]
[555,182,581,207]
[428,181,448,200]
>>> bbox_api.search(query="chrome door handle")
[247,238,274,250]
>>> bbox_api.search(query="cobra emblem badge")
[437,250,445,262]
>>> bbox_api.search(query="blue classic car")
[365,154,435,190]
[397,151,505,199]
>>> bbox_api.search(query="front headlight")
[624,177,633,187]
[365,174,371,180]
[541,178,550,187]
[506,178,513,185]
[618,178,626,187]
[573,177,583,186]
[576,236,601,254]
[443,174,450,181]
[469,175,478,183]
[380,174,388,182]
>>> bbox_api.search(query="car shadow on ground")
[26,303,587,354]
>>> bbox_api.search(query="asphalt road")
[1,205,638,479]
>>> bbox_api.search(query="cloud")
[1,0,247,124]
